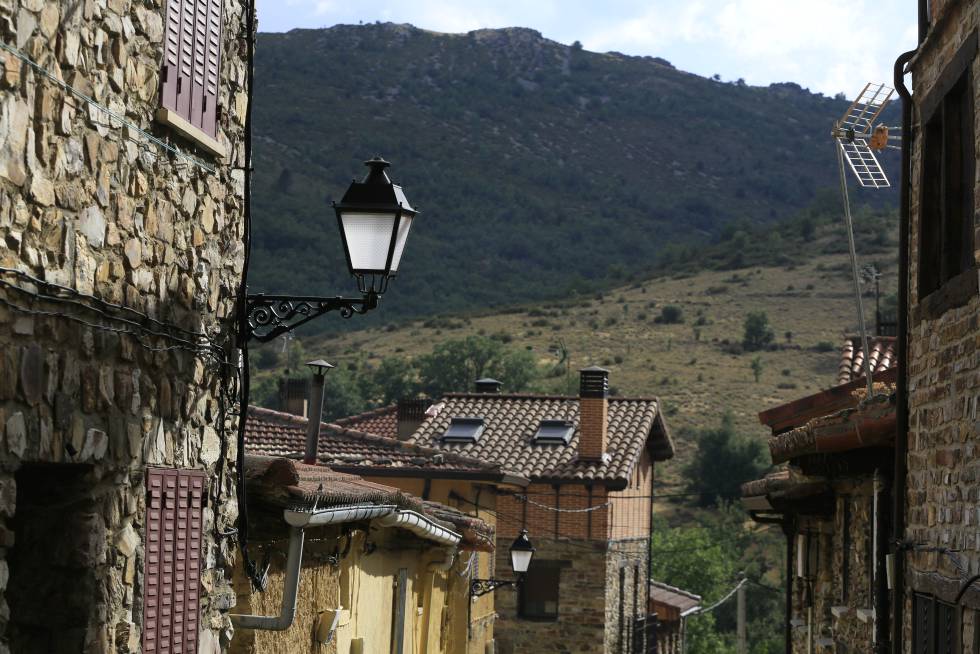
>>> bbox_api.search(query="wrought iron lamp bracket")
[470,577,520,598]
[245,291,379,343]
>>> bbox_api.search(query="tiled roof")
[244,455,494,550]
[408,393,674,486]
[837,336,897,385]
[245,406,524,480]
[649,581,701,615]
[335,404,399,439]
[768,391,896,464]
[244,455,426,513]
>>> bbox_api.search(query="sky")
[255,0,917,97]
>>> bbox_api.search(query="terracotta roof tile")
[408,393,674,485]
[244,455,493,550]
[335,404,399,439]
[837,336,897,385]
[245,406,520,478]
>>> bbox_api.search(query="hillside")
[249,23,897,327]
[251,210,899,491]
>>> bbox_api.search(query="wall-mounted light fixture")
[470,529,535,597]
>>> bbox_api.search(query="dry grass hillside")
[292,248,895,491]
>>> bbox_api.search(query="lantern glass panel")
[511,548,533,574]
[339,212,397,272]
[389,214,413,272]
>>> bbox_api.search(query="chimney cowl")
[474,378,503,393]
[579,366,609,398]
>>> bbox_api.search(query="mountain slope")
[250,23,896,328]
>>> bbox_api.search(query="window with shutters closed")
[142,468,206,654]
[158,0,225,155]
[913,593,959,654]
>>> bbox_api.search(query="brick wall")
[0,0,250,651]
[904,0,980,649]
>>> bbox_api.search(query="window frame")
[916,30,977,320]
[518,560,564,621]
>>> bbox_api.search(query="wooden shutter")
[143,468,207,654]
[160,0,224,138]
[935,600,956,654]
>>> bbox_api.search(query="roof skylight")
[442,417,485,443]
[532,419,574,445]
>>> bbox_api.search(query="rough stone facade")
[0,0,249,651]
[903,0,980,649]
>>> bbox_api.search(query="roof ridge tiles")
[442,392,660,403]
[334,403,398,425]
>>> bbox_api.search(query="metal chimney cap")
[579,366,609,374]
[475,378,503,393]
[306,359,335,375]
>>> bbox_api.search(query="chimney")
[397,398,432,441]
[474,378,502,393]
[577,366,609,460]
[278,376,309,417]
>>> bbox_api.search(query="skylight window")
[442,417,485,443]
[533,419,574,445]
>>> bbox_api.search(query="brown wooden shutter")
[143,468,207,654]
[160,0,223,138]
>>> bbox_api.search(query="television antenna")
[832,82,898,396]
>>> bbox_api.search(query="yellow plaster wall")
[231,524,477,654]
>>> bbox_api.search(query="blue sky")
[256,0,917,97]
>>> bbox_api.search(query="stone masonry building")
[0,0,251,651]
[899,0,980,650]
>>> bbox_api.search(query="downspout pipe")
[891,45,917,654]
[231,504,398,630]
[231,526,306,631]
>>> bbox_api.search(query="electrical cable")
[688,578,748,616]
[0,41,216,173]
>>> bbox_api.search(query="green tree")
[658,305,684,324]
[322,369,368,421]
[750,356,763,382]
[416,336,537,397]
[371,357,420,404]
[683,413,767,506]
[742,311,774,351]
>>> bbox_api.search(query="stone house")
[231,455,495,654]
[742,337,897,653]
[0,0,250,652]
[371,368,675,654]
[896,0,980,650]
[242,403,531,653]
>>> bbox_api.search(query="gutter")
[231,504,459,631]
[890,44,917,654]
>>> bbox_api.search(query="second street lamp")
[244,157,418,342]
[471,529,536,598]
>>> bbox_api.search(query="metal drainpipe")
[231,505,398,630]
[891,44,918,654]
[784,519,795,654]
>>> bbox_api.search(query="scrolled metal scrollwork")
[470,578,519,598]
[245,292,379,343]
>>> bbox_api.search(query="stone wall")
[493,538,609,654]
[604,538,648,654]
[829,481,876,651]
[904,0,980,649]
[0,0,250,651]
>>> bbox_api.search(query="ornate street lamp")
[244,157,418,342]
[471,529,536,598]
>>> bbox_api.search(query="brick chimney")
[475,378,502,393]
[278,376,309,417]
[397,398,432,441]
[577,366,609,460]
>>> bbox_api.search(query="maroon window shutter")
[143,468,206,654]
[161,0,186,112]
[200,0,223,137]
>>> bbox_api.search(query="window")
[918,34,976,310]
[533,419,573,445]
[519,562,561,620]
[143,468,206,654]
[441,417,484,443]
[159,0,225,154]
[913,593,957,654]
